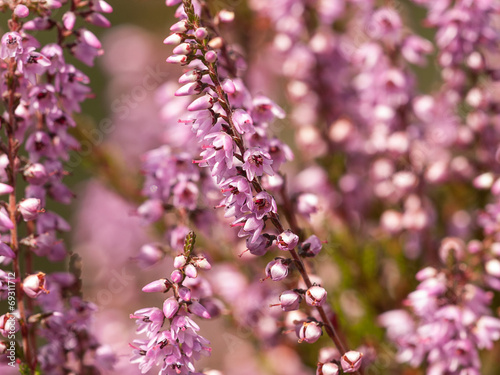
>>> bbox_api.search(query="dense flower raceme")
[130,231,215,375]
[156,0,364,372]
[0,0,113,373]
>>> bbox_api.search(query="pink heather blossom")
[341,351,363,373]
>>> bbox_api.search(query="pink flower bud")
[188,301,211,319]
[0,314,19,337]
[299,235,323,257]
[194,256,211,270]
[205,51,217,63]
[195,27,208,40]
[305,286,327,306]
[175,82,202,96]
[164,33,183,45]
[187,94,214,111]
[142,279,171,293]
[296,321,323,343]
[22,272,49,298]
[14,5,29,18]
[93,0,113,13]
[0,242,14,259]
[341,351,363,373]
[317,363,339,375]
[24,163,48,185]
[171,269,183,283]
[62,11,76,30]
[163,297,179,319]
[178,286,191,301]
[174,255,187,269]
[18,198,42,221]
[279,290,302,311]
[166,54,188,64]
[80,29,102,49]
[265,258,289,281]
[173,42,193,55]
[232,109,254,134]
[222,78,235,94]
[85,13,111,28]
[276,230,299,251]
[0,209,13,231]
[218,10,235,23]
[134,243,165,268]
[179,69,202,84]
[170,20,188,33]
[0,183,13,195]
[185,264,198,278]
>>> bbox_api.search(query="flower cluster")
[130,231,214,375]
[0,0,113,372]
[158,0,363,372]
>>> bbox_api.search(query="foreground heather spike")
[0,1,115,372]
[131,230,216,374]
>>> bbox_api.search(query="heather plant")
[2,0,500,375]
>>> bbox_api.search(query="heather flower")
[22,272,49,298]
[305,286,327,307]
[276,230,299,251]
[265,258,289,281]
[278,289,302,311]
[0,31,23,59]
[341,351,363,373]
[296,320,323,343]
[242,147,274,181]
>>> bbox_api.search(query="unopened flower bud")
[163,297,179,319]
[142,279,171,293]
[174,255,187,269]
[63,11,76,30]
[188,301,211,319]
[185,263,198,278]
[279,290,302,311]
[0,314,19,337]
[179,69,202,84]
[164,33,183,45]
[0,183,13,195]
[276,230,299,251]
[175,82,202,96]
[173,42,193,55]
[166,54,188,64]
[265,258,289,281]
[299,235,323,257]
[23,272,49,298]
[218,10,235,23]
[171,269,183,283]
[341,351,363,373]
[170,20,188,33]
[187,94,214,111]
[194,256,211,270]
[316,362,339,375]
[221,79,235,94]
[305,286,327,306]
[178,286,191,301]
[24,163,48,185]
[205,51,217,63]
[296,320,323,343]
[18,198,42,221]
[195,27,208,40]
[14,4,29,18]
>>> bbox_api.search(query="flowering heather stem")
[173,1,362,372]
[5,51,34,372]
